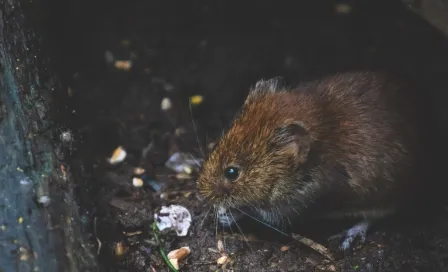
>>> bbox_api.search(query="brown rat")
[197,71,434,249]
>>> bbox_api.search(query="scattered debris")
[123,230,143,237]
[217,240,225,253]
[169,258,179,270]
[114,241,126,256]
[60,130,73,142]
[161,97,172,111]
[217,255,228,265]
[108,146,127,165]
[114,60,132,71]
[280,245,290,252]
[316,264,337,271]
[189,95,204,105]
[155,205,192,236]
[167,246,191,261]
[174,127,187,136]
[38,195,51,205]
[292,233,335,261]
[132,177,144,187]
[165,152,202,174]
[133,167,146,175]
[175,173,192,180]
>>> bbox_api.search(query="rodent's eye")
[224,166,240,181]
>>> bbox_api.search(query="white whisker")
[229,209,253,251]
[198,205,213,231]
[235,208,290,237]
[189,100,205,159]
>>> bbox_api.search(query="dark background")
[29,0,448,271]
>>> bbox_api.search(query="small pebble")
[217,256,228,265]
[189,95,204,105]
[280,245,290,251]
[183,165,193,174]
[160,193,168,200]
[133,167,145,175]
[108,146,127,164]
[161,97,172,111]
[114,242,126,256]
[114,60,132,71]
[38,196,51,205]
[167,246,190,260]
[132,177,144,188]
[60,131,73,142]
[169,258,179,270]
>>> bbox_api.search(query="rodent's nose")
[213,182,232,197]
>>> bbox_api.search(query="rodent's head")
[197,78,313,214]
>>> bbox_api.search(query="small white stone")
[132,177,144,187]
[161,97,172,111]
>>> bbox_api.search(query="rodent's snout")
[211,181,232,198]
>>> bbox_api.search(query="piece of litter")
[114,60,132,71]
[176,173,192,180]
[189,95,204,105]
[217,256,228,265]
[280,245,290,252]
[114,242,126,256]
[169,258,179,270]
[175,127,187,136]
[108,146,127,165]
[165,152,203,174]
[217,240,224,253]
[132,177,144,187]
[183,165,192,174]
[161,97,172,111]
[133,167,145,175]
[60,130,73,142]
[167,246,190,260]
[155,205,192,236]
[38,196,51,205]
[160,193,168,200]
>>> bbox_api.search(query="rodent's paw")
[328,220,369,251]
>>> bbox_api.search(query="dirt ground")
[40,0,448,271]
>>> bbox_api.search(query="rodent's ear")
[272,120,311,164]
[245,77,286,104]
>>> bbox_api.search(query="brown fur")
[197,71,427,225]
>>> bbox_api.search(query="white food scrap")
[132,177,144,188]
[114,60,132,71]
[161,97,172,111]
[108,146,127,164]
[217,255,228,265]
[167,246,190,260]
[155,205,192,236]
